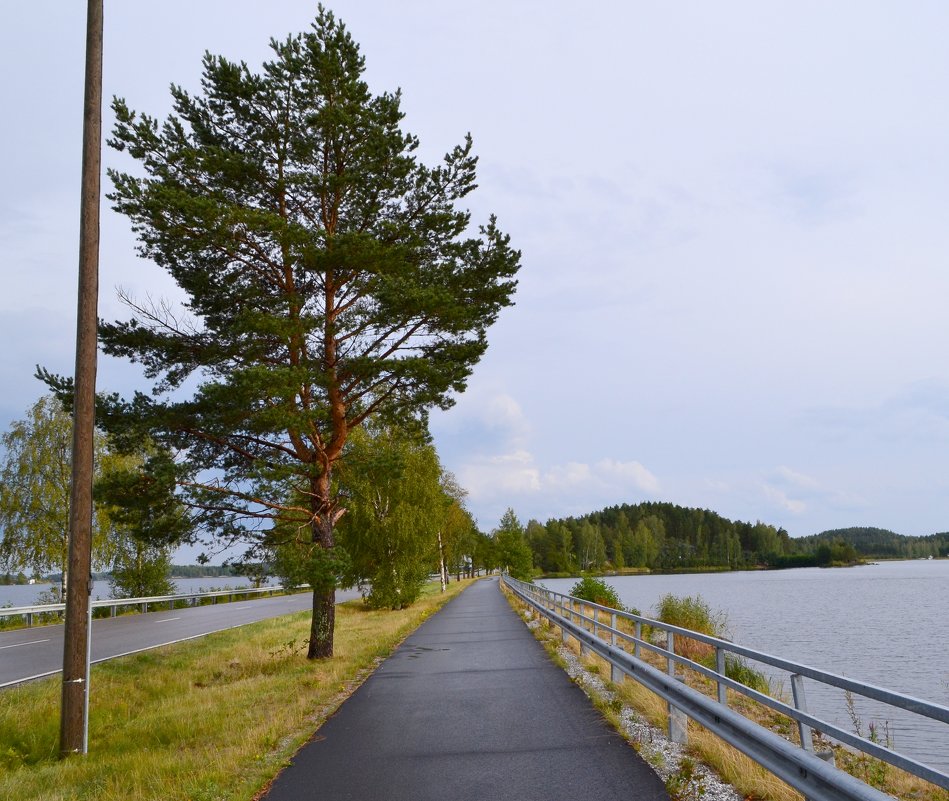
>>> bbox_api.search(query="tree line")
[518,503,949,575]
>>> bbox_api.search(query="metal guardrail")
[0,584,308,627]
[502,575,949,799]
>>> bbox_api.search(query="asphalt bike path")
[263,577,669,801]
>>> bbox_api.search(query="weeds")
[664,756,706,801]
[844,690,892,790]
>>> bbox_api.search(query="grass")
[0,578,475,801]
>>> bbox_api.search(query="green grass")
[0,579,475,801]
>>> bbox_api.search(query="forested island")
[522,502,949,574]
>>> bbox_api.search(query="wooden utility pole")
[60,0,103,758]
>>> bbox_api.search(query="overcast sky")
[3,1,949,546]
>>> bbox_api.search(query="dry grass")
[0,579,474,801]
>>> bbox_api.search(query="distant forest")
[524,502,949,574]
[168,565,242,578]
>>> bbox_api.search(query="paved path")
[0,588,362,688]
[264,577,668,801]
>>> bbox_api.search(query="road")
[0,587,362,688]
[263,578,669,801]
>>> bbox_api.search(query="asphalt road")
[263,577,669,801]
[0,587,362,688]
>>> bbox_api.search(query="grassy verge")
[0,578,475,801]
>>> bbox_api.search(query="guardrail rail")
[502,575,949,801]
[0,584,308,627]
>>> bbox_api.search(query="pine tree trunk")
[307,474,337,660]
[308,585,335,659]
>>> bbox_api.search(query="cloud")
[458,447,660,524]
[595,458,661,494]
[772,466,820,490]
[761,483,807,515]
[801,381,949,443]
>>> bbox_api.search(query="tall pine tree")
[49,9,519,658]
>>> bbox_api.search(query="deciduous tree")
[0,396,116,592]
[335,427,442,609]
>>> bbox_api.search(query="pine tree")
[48,9,519,657]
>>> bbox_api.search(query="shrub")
[569,576,623,609]
[655,593,726,661]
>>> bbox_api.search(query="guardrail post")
[26,612,33,627]
[610,612,624,685]
[716,646,727,705]
[669,675,688,745]
[790,674,815,751]
[110,605,116,618]
[581,603,591,656]
[634,621,641,658]
[666,631,675,675]
[561,597,570,644]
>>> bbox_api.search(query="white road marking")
[0,638,50,650]
[155,617,181,623]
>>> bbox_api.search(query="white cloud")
[595,458,661,494]
[761,483,807,515]
[544,461,593,489]
[458,447,659,525]
[459,450,541,499]
[484,393,529,432]
[773,466,820,490]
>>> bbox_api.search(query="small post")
[610,612,617,647]
[580,603,591,656]
[716,647,727,705]
[790,674,815,751]
[634,621,641,658]
[669,675,688,744]
[666,631,676,676]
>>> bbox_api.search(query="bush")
[655,593,726,660]
[655,593,726,636]
[569,576,623,609]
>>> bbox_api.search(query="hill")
[793,527,949,560]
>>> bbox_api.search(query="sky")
[3,1,949,549]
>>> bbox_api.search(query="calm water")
[0,575,275,607]
[542,560,949,773]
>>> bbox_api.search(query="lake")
[0,575,276,607]
[541,559,949,774]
